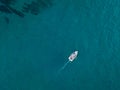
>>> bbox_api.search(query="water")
[0,0,120,90]
[57,61,70,74]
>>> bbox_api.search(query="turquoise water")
[0,0,120,90]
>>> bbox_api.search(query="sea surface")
[0,0,120,90]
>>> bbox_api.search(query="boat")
[68,51,78,62]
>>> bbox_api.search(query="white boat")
[68,51,78,62]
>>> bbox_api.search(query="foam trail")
[57,61,70,74]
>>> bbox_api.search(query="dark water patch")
[0,5,12,13]
[0,5,24,18]
[0,0,16,6]
[22,0,54,15]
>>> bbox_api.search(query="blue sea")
[0,0,120,90]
